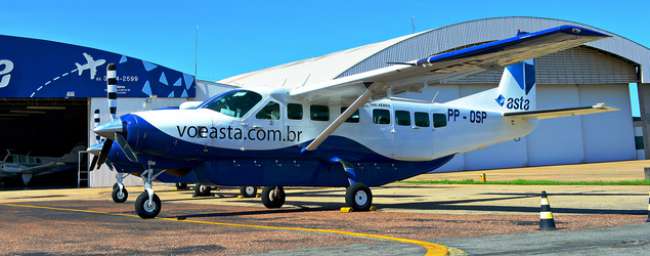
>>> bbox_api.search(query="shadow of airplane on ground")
[164,189,647,219]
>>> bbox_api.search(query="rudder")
[495,59,536,112]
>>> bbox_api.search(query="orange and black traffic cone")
[539,191,556,230]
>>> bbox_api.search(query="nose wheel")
[261,186,285,208]
[111,185,128,203]
[111,173,128,203]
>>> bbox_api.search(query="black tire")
[176,182,188,190]
[111,186,128,203]
[240,186,257,198]
[135,192,161,219]
[345,183,372,211]
[193,184,211,197]
[261,186,285,208]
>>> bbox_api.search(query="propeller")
[87,63,139,170]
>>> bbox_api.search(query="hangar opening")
[0,99,87,188]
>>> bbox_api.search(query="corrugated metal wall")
[338,16,649,83]
[450,46,638,84]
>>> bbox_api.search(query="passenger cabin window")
[256,102,280,120]
[340,107,360,123]
[433,113,447,128]
[395,110,411,126]
[414,112,430,127]
[373,109,390,124]
[200,90,262,118]
[287,103,303,120]
[310,105,329,121]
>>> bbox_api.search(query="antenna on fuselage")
[431,91,440,103]
[194,25,199,78]
[410,16,416,33]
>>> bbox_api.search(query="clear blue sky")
[3,0,649,115]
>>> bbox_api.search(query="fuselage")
[106,87,535,187]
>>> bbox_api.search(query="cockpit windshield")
[200,90,263,118]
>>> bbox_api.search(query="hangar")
[220,16,650,172]
[0,35,229,187]
[1,16,649,188]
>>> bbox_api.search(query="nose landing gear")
[111,173,128,203]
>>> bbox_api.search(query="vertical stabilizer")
[494,59,536,112]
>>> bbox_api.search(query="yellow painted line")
[1,203,449,256]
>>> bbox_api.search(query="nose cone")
[86,142,103,155]
[93,119,123,138]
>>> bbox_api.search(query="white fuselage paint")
[135,87,536,162]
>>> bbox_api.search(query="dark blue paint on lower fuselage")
[108,114,454,187]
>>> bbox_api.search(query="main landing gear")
[340,160,373,211]
[193,184,212,197]
[345,183,372,211]
[111,173,128,203]
[176,182,189,190]
[240,186,257,198]
[261,186,285,208]
[135,169,164,219]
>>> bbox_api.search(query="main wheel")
[345,183,372,211]
[261,186,285,208]
[135,192,161,219]
[176,182,188,190]
[193,184,211,197]
[240,186,257,198]
[111,186,128,203]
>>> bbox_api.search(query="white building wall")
[578,85,636,162]
[526,85,584,166]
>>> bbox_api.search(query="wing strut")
[303,83,373,152]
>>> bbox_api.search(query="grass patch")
[402,179,650,186]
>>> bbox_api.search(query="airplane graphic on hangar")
[88,25,617,218]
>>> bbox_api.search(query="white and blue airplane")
[90,25,617,219]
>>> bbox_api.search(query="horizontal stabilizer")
[503,103,618,120]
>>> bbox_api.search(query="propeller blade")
[114,133,138,162]
[105,159,115,171]
[89,155,98,170]
[96,139,113,169]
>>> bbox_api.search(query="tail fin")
[75,63,83,75]
[494,59,536,112]
[444,59,536,112]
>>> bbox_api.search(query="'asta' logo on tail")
[495,61,535,110]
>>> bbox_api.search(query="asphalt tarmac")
[0,183,648,255]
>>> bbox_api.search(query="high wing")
[296,25,610,151]
[290,25,609,103]
[83,52,94,63]
[503,103,618,120]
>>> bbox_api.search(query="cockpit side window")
[201,90,262,118]
[256,101,280,120]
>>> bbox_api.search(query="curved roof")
[219,16,650,87]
